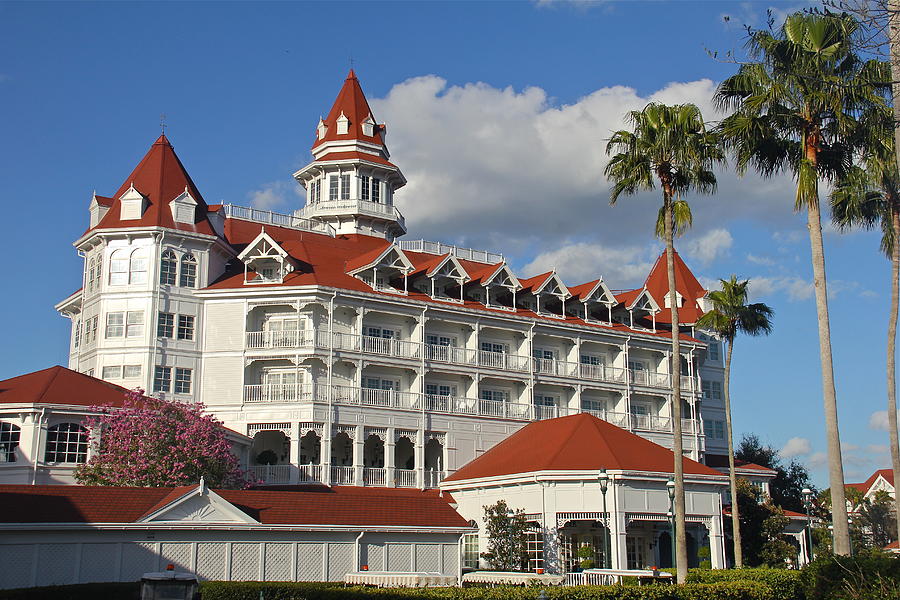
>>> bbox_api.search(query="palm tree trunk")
[723,337,742,567]
[888,205,900,544]
[806,193,851,555]
[663,193,689,582]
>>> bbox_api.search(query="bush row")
[197,581,771,600]
[799,550,900,600]
[0,582,140,600]
[685,567,803,600]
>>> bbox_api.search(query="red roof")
[90,135,216,236]
[0,485,469,528]
[312,70,385,152]
[846,469,895,495]
[0,366,129,408]
[621,250,707,325]
[311,150,398,169]
[519,272,554,293]
[734,460,778,475]
[568,279,602,301]
[444,413,722,482]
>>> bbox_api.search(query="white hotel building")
[49,70,731,491]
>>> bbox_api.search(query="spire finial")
[160,113,167,136]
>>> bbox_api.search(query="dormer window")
[170,188,198,225]
[347,245,413,295]
[317,118,327,140]
[362,115,376,137]
[336,111,350,135]
[237,231,293,285]
[119,184,147,221]
[423,255,469,304]
[664,291,684,309]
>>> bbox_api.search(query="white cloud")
[773,230,805,245]
[808,451,828,469]
[869,410,900,432]
[371,75,797,277]
[521,241,659,289]
[246,180,303,211]
[780,436,812,459]
[683,228,732,265]
[748,275,813,302]
[746,253,775,267]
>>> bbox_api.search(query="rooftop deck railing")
[297,199,406,229]
[398,239,504,264]
[221,203,336,236]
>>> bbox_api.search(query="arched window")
[180,253,197,288]
[160,250,177,285]
[109,250,129,285]
[45,423,88,464]
[0,422,21,463]
[87,258,96,292]
[129,249,148,284]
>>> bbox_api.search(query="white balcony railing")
[298,464,323,483]
[395,469,417,487]
[331,465,355,485]
[248,464,292,484]
[298,199,406,229]
[243,383,318,403]
[398,239,504,264]
[478,350,530,372]
[221,203,336,236]
[363,467,387,487]
[246,329,316,350]
[424,344,477,365]
[424,470,444,488]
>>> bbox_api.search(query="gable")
[139,489,258,524]
[429,255,469,280]
[535,272,570,298]
[628,289,660,313]
[483,263,520,289]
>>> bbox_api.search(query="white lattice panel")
[363,543,384,571]
[79,543,119,583]
[160,543,193,572]
[230,543,260,581]
[326,543,352,582]
[0,544,34,589]
[264,543,292,581]
[387,543,411,572]
[196,543,226,581]
[296,543,323,581]
[442,544,457,574]
[415,545,440,573]
[36,543,76,586]
[121,543,158,581]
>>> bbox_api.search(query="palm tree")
[830,106,900,545]
[605,102,723,582]
[696,276,774,567]
[715,10,889,555]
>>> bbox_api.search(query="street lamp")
[599,469,610,568]
[802,488,814,563]
[666,478,676,568]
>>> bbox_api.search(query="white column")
[609,479,627,570]
[415,429,425,488]
[386,428,396,487]
[710,514,725,569]
[354,425,365,486]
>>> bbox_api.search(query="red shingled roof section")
[846,468,895,494]
[90,135,216,236]
[444,413,722,482]
[0,485,469,528]
[734,460,778,475]
[620,250,707,325]
[93,195,114,207]
[0,366,129,407]
[313,151,397,168]
[312,70,385,151]
[569,279,602,301]
[518,272,553,293]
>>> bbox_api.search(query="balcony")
[479,349,531,372]
[331,465,355,485]
[298,199,406,230]
[248,464,292,484]
[395,468,417,487]
[363,467,387,487]
[246,329,317,350]
[243,383,321,403]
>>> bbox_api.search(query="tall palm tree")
[715,10,889,555]
[696,276,774,567]
[605,102,723,582]
[830,106,900,544]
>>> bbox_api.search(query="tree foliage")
[727,478,798,567]
[480,500,530,571]
[736,433,814,512]
[74,389,250,488]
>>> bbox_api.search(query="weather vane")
[160,113,167,135]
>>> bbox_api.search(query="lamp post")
[599,469,610,568]
[802,488,814,563]
[666,478,676,569]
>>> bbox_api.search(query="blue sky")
[0,0,892,487]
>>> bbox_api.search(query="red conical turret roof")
[616,250,707,325]
[91,135,216,236]
[312,70,385,151]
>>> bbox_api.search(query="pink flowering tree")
[75,389,251,489]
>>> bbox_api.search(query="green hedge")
[198,581,771,600]
[685,568,803,600]
[0,582,140,600]
[800,551,900,600]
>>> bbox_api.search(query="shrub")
[686,567,803,600]
[0,582,139,600]
[800,550,900,600]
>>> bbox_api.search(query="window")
[87,316,98,344]
[73,318,82,349]
[87,258,96,292]
[462,533,479,570]
[174,368,192,394]
[329,175,339,201]
[361,175,370,200]
[525,526,544,572]
[479,389,509,403]
[534,395,556,407]
[126,311,144,337]
[702,380,722,401]
[480,341,507,354]
[372,178,381,203]
[366,326,397,339]
[179,254,197,288]
[313,179,321,203]
[45,423,88,463]
[340,174,350,200]
[715,420,725,440]
[124,365,142,378]
[160,250,177,285]
[157,312,174,338]
[363,377,398,391]
[425,383,457,397]
[129,250,148,284]
[0,422,21,463]
[106,312,124,338]
[102,365,122,379]
[109,250,129,285]
[580,354,604,366]
[581,397,604,412]
[708,339,720,361]
[177,315,195,340]
[154,366,172,393]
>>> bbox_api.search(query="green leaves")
[696,276,774,343]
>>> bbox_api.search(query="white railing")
[398,239,504,264]
[363,467,387,487]
[478,350,530,372]
[534,405,561,421]
[424,470,444,488]
[246,329,316,349]
[579,363,629,384]
[424,344,477,365]
[630,369,671,387]
[298,464,323,483]
[395,469,417,487]
[221,203,335,236]
[331,465,355,485]
[243,383,317,403]
[248,464,292,484]
[360,335,421,358]
[298,200,405,229]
